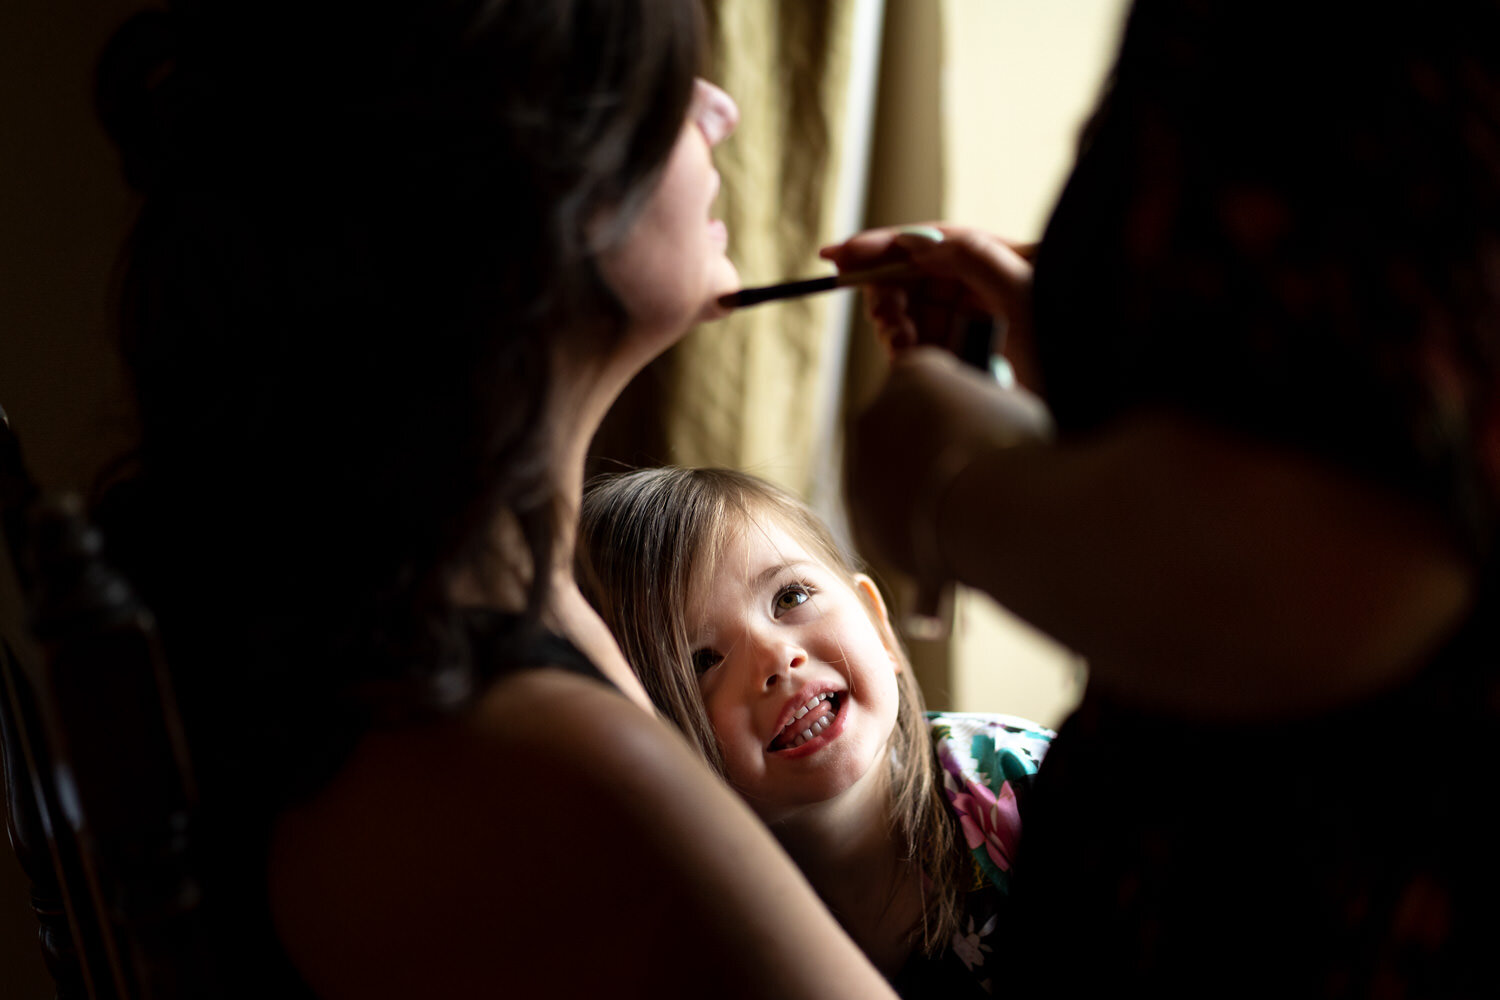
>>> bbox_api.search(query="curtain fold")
[586,0,977,710]
[592,0,859,499]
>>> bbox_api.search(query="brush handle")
[717,261,920,310]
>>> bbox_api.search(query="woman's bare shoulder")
[269,668,895,1000]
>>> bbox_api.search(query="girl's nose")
[757,639,806,691]
[694,78,738,146]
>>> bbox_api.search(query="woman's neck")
[542,333,666,709]
[544,322,647,559]
[453,324,658,711]
[768,765,926,976]
[541,573,654,710]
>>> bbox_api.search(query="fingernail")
[896,225,944,243]
[893,234,941,254]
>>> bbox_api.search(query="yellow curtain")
[587,0,981,711]
[593,0,860,499]
[836,0,957,706]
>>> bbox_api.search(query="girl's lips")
[708,218,728,246]
[767,693,846,757]
[768,687,838,744]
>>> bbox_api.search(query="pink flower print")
[951,912,998,971]
[943,770,1022,873]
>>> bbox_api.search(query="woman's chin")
[695,260,741,323]
[695,297,733,324]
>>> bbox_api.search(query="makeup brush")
[718,227,1036,311]
[716,260,921,310]
[721,264,1001,370]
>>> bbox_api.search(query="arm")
[848,351,1475,721]
[269,669,899,1000]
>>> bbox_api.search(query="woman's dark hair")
[1034,0,1500,558]
[92,0,706,807]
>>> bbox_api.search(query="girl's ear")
[853,573,902,674]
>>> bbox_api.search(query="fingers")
[824,223,1033,320]
[829,223,1040,389]
[865,279,973,357]
[821,223,1032,274]
[889,228,1033,318]
[866,284,918,353]
[909,231,1039,390]
[819,222,948,270]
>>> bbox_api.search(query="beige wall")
[943,0,1130,242]
[0,2,141,493]
[852,0,1128,727]
[941,0,1130,728]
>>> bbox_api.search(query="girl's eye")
[691,648,724,674]
[773,583,814,617]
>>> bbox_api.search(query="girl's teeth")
[785,713,833,749]
[793,694,824,721]
[773,694,837,750]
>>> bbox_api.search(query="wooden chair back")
[0,405,220,999]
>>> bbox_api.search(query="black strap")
[460,609,614,690]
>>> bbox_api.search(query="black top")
[1001,623,1500,998]
[1011,8,1500,993]
[230,613,615,999]
[464,609,615,688]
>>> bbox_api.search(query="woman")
[831,1,1500,995]
[94,1,900,997]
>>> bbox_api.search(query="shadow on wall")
[2,0,145,993]
[0,0,139,494]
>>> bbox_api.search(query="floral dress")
[891,712,1053,999]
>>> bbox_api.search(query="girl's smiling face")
[685,514,903,823]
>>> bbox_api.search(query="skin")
[539,77,742,708]
[821,223,1042,392]
[596,78,741,335]
[685,515,904,823]
[683,514,927,976]
[268,82,903,1000]
[828,224,1476,721]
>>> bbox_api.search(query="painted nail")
[895,225,944,243]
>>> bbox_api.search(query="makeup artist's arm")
[848,348,1475,723]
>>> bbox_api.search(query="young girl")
[580,466,1052,998]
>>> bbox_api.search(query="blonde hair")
[578,467,964,953]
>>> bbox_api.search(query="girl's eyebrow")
[751,560,815,588]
